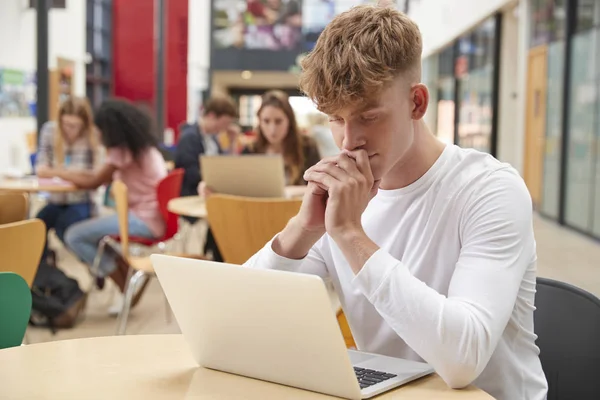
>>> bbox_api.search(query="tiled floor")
[25,214,600,344]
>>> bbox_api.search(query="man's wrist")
[272,216,324,260]
[329,224,364,244]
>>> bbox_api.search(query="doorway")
[524,45,549,208]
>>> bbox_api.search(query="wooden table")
[0,177,77,193]
[168,186,308,219]
[0,335,492,399]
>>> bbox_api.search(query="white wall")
[496,6,523,174]
[0,0,86,95]
[187,0,212,121]
[0,0,86,173]
[408,0,517,57]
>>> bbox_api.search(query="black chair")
[534,277,600,400]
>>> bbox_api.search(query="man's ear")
[411,84,429,120]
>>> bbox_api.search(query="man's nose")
[341,124,366,151]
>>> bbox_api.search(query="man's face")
[326,77,422,181]
[204,113,234,135]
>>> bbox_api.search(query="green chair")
[0,272,32,349]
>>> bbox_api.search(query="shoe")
[108,293,124,317]
[95,277,106,290]
[108,274,149,316]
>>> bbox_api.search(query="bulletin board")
[0,68,36,118]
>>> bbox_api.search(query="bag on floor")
[30,260,87,332]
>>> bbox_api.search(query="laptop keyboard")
[354,367,397,389]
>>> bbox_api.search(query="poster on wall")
[0,68,36,117]
[214,0,303,51]
[211,0,402,71]
[302,0,389,50]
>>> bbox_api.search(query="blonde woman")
[35,97,99,261]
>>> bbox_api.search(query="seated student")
[241,90,321,185]
[198,90,321,196]
[55,99,167,306]
[242,90,321,185]
[175,96,238,262]
[35,97,99,265]
[198,90,323,193]
[175,96,238,197]
[243,5,548,400]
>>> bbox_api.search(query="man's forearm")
[332,228,379,274]
[272,216,325,260]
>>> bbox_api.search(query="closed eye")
[360,115,378,123]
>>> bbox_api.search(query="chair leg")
[116,269,145,335]
[91,236,112,277]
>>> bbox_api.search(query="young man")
[175,95,238,261]
[175,96,238,197]
[244,5,548,400]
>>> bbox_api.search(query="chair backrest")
[0,272,32,349]
[0,219,45,287]
[156,168,184,241]
[111,180,130,257]
[534,277,600,399]
[206,194,302,265]
[0,193,28,224]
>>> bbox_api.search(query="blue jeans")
[64,212,155,277]
[36,203,92,258]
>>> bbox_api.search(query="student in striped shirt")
[35,97,100,264]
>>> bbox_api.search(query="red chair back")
[156,168,184,241]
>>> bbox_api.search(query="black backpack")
[30,260,87,333]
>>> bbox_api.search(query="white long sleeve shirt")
[244,144,548,400]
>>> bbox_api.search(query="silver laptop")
[200,154,285,198]
[152,255,434,400]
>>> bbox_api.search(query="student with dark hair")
[175,95,238,262]
[52,99,167,297]
[175,95,239,197]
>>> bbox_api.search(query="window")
[86,0,113,109]
[530,0,566,47]
[436,46,456,145]
[575,0,600,33]
[456,17,496,153]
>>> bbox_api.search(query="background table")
[168,195,207,219]
[0,177,77,193]
[167,186,308,219]
[0,335,492,399]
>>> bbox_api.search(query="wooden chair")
[0,219,45,287]
[206,194,356,348]
[0,272,32,349]
[205,194,303,265]
[109,180,204,335]
[0,193,28,224]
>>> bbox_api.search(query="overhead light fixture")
[241,70,252,80]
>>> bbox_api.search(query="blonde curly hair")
[299,4,422,115]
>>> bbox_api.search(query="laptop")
[200,154,286,198]
[152,255,434,400]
